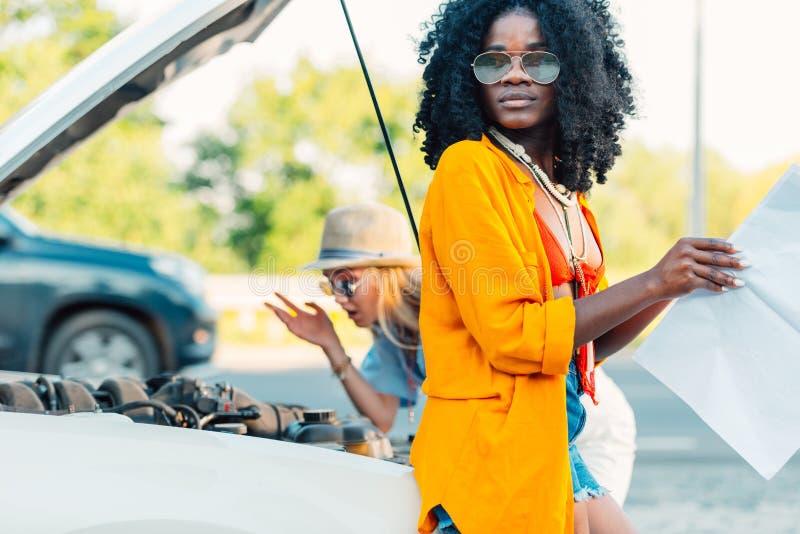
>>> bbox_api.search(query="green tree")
[0,0,120,122]
[179,58,431,270]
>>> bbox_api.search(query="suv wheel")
[43,310,160,381]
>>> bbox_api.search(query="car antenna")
[338,0,420,252]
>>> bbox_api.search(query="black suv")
[0,206,217,380]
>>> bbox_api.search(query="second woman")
[266,203,424,434]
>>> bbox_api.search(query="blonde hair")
[374,266,421,350]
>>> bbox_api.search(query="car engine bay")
[0,373,408,463]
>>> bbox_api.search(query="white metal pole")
[691,0,705,236]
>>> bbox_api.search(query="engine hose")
[198,411,254,430]
[35,376,58,411]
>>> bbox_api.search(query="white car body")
[0,410,419,533]
[0,1,422,532]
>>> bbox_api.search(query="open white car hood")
[0,410,420,533]
[0,0,289,203]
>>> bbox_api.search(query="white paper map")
[634,164,800,479]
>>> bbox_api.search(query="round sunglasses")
[471,50,560,85]
[319,276,363,298]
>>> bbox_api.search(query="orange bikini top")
[533,209,605,296]
[534,206,605,404]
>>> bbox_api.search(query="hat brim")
[300,255,421,271]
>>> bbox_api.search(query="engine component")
[284,409,393,460]
[0,382,45,412]
[0,374,394,462]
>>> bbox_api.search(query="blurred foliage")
[177,58,431,271]
[0,0,120,120]
[0,1,795,280]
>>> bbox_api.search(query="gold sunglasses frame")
[471,50,561,85]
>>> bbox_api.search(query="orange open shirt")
[411,135,607,533]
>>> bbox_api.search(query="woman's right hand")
[645,237,749,300]
[265,292,340,350]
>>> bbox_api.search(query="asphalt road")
[188,349,800,534]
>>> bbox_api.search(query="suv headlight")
[150,255,206,298]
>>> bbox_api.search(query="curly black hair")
[414,0,635,192]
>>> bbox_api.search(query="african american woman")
[409,1,748,533]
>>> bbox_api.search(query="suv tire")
[43,310,160,381]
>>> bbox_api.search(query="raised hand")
[265,292,339,350]
[646,238,749,299]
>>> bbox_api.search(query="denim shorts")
[567,359,609,502]
[432,505,459,533]
[566,359,587,442]
[568,442,608,502]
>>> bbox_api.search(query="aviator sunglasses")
[319,276,364,298]
[472,50,560,85]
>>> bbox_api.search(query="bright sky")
[122,0,800,173]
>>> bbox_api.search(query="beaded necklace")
[488,127,590,295]
[487,127,598,404]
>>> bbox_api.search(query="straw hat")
[301,203,419,271]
